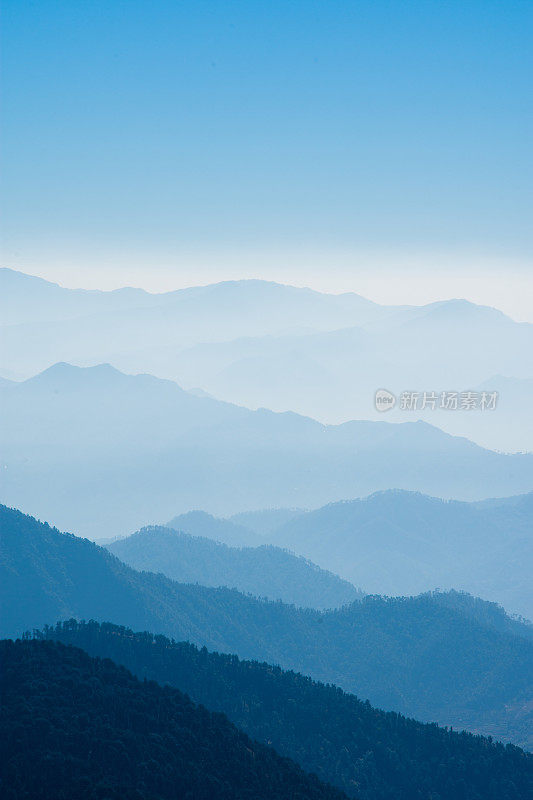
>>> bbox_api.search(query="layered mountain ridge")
[2,362,533,539]
[2,503,532,748]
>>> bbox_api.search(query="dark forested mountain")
[264,489,533,619]
[3,363,533,539]
[2,504,532,747]
[429,590,533,641]
[37,620,533,800]
[107,525,363,610]
[0,638,345,800]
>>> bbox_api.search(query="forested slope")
[108,525,362,609]
[2,504,532,747]
[38,620,533,800]
[0,638,345,800]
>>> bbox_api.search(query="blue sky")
[1,1,532,316]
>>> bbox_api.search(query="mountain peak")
[25,361,123,385]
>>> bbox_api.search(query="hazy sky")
[1,1,532,319]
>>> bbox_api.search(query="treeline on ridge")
[32,620,533,800]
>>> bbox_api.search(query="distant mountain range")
[229,507,304,534]
[35,621,533,800]
[2,362,533,539]
[1,638,345,800]
[166,510,265,547]
[108,525,363,609]
[2,504,532,748]
[0,266,390,328]
[166,304,533,452]
[2,268,531,451]
[0,268,390,377]
[234,489,532,620]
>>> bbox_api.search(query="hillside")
[2,504,532,747]
[0,638,344,800]
[108,525,362,609]
[3,362,533,539]
[38,620,533,800]
[265,489,533,619]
